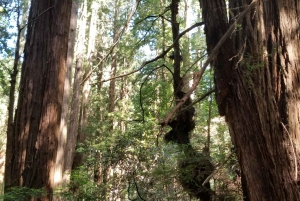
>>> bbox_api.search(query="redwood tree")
[4,0,72,200]
[200,0,300,200]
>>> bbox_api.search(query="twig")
[160,0,258,126]
[134,16,159,47]
[184,88,215,110]
[135,8,171,25]
[20,6,54,31]
[167,89,215,125]
[182,53,208,78]
[202,150,236,186]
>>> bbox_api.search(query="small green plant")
[0,187,45,201]
[57,167,104,201]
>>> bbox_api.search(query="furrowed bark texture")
[200,0,300,200]
[54,0,79,192]
[5,0,72,200]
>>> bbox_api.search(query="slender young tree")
[4,0,72,200]
[65,0,87,178]
[70,1,96,196]
[200,0,300,200]
[5,2,24,187]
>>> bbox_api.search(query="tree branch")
[97,21,204,83]
[135,7,171,25]
[20,6,54,31]
[160,0,258,126]
[202,149,236,186]
[186,88,215,109]
[139,65,172,123]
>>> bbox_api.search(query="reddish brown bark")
[54,0,79,192]
[4,0,72,200]
[200,0,300,200]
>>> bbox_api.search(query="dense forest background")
[0,0,299,200]
[0,0,241,200]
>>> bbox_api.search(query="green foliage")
[58,167,104,201]
[0,187,45,201]
[0,58,12,96]
[0,0,243,200]
[73,0,241,198]
[0,1,20,57]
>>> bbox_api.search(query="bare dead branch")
[164,88,215,125]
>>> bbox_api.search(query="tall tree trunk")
[5,1,29,190]
[87,1,99,58]
[65,0,87,176]
[4,0,72,200]
[200,0,300,200]
[71,71,90,170]
[72,0,98,172]
[163,1,214,200]
[108,3,119,130]
[5,4,22,190]
[54,0,78,191]
[171,0,182,93]
[206,71,213,152]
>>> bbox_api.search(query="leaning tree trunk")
[4,0,72,200]
[200,0,300,200]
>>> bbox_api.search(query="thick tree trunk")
[200,0,300,200]
[4,0,72,200]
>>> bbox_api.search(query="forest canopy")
[0,0,299,201]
